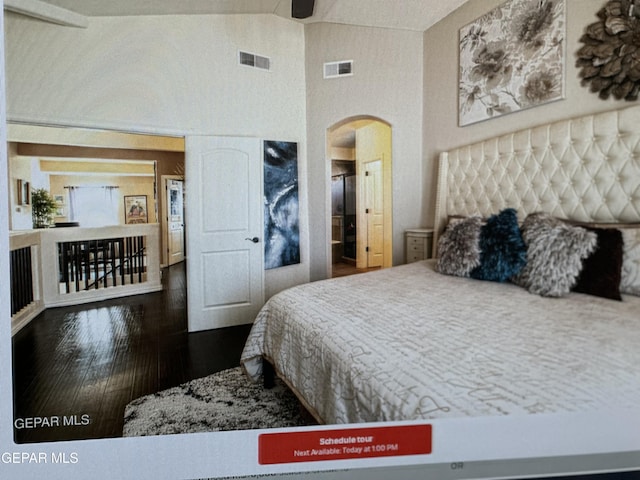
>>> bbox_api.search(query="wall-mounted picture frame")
[124,195,148,224]
[263,140,300,269]
[54,194,64,205]
[458,0,565,126]
[17,179,30,205]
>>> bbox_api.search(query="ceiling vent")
[324,60,353,79]
[239,51,271,71]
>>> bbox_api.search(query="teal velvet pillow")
[470,208,527,282]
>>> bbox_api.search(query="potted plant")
[31,188,58,228]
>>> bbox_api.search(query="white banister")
[9,230,44,335]
[9,224,162,335]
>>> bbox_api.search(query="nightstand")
[405,228,434,263]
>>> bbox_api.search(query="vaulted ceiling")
[12,0,471,32]
[5,0,472,149]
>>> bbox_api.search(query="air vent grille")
[239,51,271,71]
[324,60,353,79]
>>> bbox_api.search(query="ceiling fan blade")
[291,0,315,19]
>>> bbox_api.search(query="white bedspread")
[240,260,640,424]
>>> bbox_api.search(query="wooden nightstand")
[405,228,434,263]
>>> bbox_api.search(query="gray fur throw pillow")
[513,213,597,297]
[437,216,483,277]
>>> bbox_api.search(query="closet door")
[185,136,264,332]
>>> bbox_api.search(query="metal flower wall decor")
[576,0,640,101]
[459,0,565,126]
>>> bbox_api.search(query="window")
[67,186,119,227]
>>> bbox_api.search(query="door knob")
[245,237,260,243]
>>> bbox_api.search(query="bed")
[240,105,640,425]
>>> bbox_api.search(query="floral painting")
[459,0,565,126]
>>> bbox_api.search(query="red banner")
[258,424,432,465]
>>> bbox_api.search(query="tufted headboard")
[433,105,640,256]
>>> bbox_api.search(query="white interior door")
[185,136,264,332]
[165,178,185,266]
[365,159,384,267]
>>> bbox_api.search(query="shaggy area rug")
[123,367,315,437]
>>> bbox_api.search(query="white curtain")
[68,186,119,227]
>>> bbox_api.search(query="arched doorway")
[327,117,393,277]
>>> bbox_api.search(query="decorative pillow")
[572,228,624,301]
[513,213,597,297]
[436,216,483,277]
[620,228,640,296]
[470,208,527,282]
[444,214,485,234]
[562,220,640,230]
[559,220,639,297]
[446,214,470,226]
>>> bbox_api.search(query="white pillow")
[621,228,640,296]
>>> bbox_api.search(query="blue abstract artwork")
[263,141,300,269]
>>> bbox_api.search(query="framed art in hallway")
[458,0,565,126]
[124,195,148,224]
[16,179,30,206]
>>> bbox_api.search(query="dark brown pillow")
[572,228,624,301]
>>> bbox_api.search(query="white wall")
[4,12,309,298]
[5,13,307,138]
[305,22,424,280]
[422,0,623,228]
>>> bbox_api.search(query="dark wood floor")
[331,260,381,278]
[11,262,252,444]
